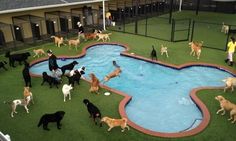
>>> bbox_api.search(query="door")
[31,23,41,40]
[14,25,24,42]
[72,16,80,30]
[46,20,55,35]
[0,30,6,46]
[60,18,68,33]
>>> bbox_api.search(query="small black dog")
[22,62,32,87]
[60,61,78,75]
[41,72,60,88]
[83,99,102,127]
[67,69,85,86]
[5,51,31,67]
[150,45,157,61]
[0,61,7,71]
[38,111,65,131]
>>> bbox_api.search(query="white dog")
[160,45,169,57]
[221,22,229,34]
[223,77,236,92]
[62,84,73,102]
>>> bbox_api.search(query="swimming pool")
[30,44,234,134]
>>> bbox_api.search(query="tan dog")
[101,116,130,132]
[51,36,64,47]
[188,41,203,59]
[33,49,46,58]
[4,87,33,117]
[96,33,112,42]
[89,73,100,94]
[215,95,236,123]
[221,22,229,34]
[103,68,121,83]
[68,38,80,50]
[222,77,236,92]
[160,45,169,57]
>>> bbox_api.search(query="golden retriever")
[103,68,121,83]
[89,73,100,94]
[215,95,236,123]
[68,39,80,50]
[221,22,229,34]
[160,45,169,58]
[96,33,112,42]
[51,36,64,47]
[188,41,203,59]
[4,87,33,117]
[222,77,236,92]
[33,49,46,58]
[101,116,130,132]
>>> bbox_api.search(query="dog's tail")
[37,116,44,127]
[50,36,55,39]
[107,33,112,35]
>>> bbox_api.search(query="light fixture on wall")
[16,27,20,30]
[83,16,85,19]
[68,18,71,22]
[53,21,56,24]
[36,23,39,27]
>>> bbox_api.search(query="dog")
[96,33,112,42]
[215,95,236,123]
[68,38,80,50]
[101,116,130,132]
[5,51,31,67]
[60,61,78,75]
[33,49,46,58]
[221,22,229,34]
[150,45,157,60]
[222,77,236,92]
[160,45,169,58]
[67,69,85,87]
[22,62,32,87]
[41,72,60,88]
[0,61,7,71]
[83,99,102,127]
[89,73,100,94]
[62,84,73,102]
[51,36,64,47]
[4,87,33,117]
[188,41,203,60]
[38,111,65,131]
[103,68,121,83]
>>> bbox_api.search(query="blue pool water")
[30,44,234,133]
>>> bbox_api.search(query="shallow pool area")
[30,44,234,133]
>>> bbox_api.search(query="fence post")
[190,20,195,41]
[187,19,191,41]
[171,19,175,42]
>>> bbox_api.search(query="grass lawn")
[0,11,236,141]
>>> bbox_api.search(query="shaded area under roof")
[0,0,103,13]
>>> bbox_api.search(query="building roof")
[0,0,105,14]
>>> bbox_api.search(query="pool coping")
[29,42,236,138]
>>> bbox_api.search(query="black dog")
[41,72,60,88]
[66,69,85,86]
[22,62,32,87]
[0,61,7,71]
[60,61,78,75]
[38,111,65,131]
[150,45,157,60]
[83,99,102,127]
[5,51,31,67]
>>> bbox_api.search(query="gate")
[171,18,191,42]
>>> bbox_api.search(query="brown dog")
[101,116,130,132]
[188,41,203,59]
[222,77,236,92]
[103,68,121,83]
[89,73,100,94]
[33,49,46,58]
[51,36,64,47]
[96,33,112,42]
[68,39,80,50]
[215,95,236,123]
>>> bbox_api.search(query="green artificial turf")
[0,11,236,141]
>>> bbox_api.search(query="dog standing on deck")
[188,41,203,59]
[101,116,130,132]
[150,45,157,60]
[223,77,236,92]
[221,22,229,34]
[160,45,169,58]
[96,33,112,42]
[68,39,80,50]
[51,36,64,47]
[22,62,32,87]
[89,73,100,94]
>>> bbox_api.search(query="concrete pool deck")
[29,42,236,138]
